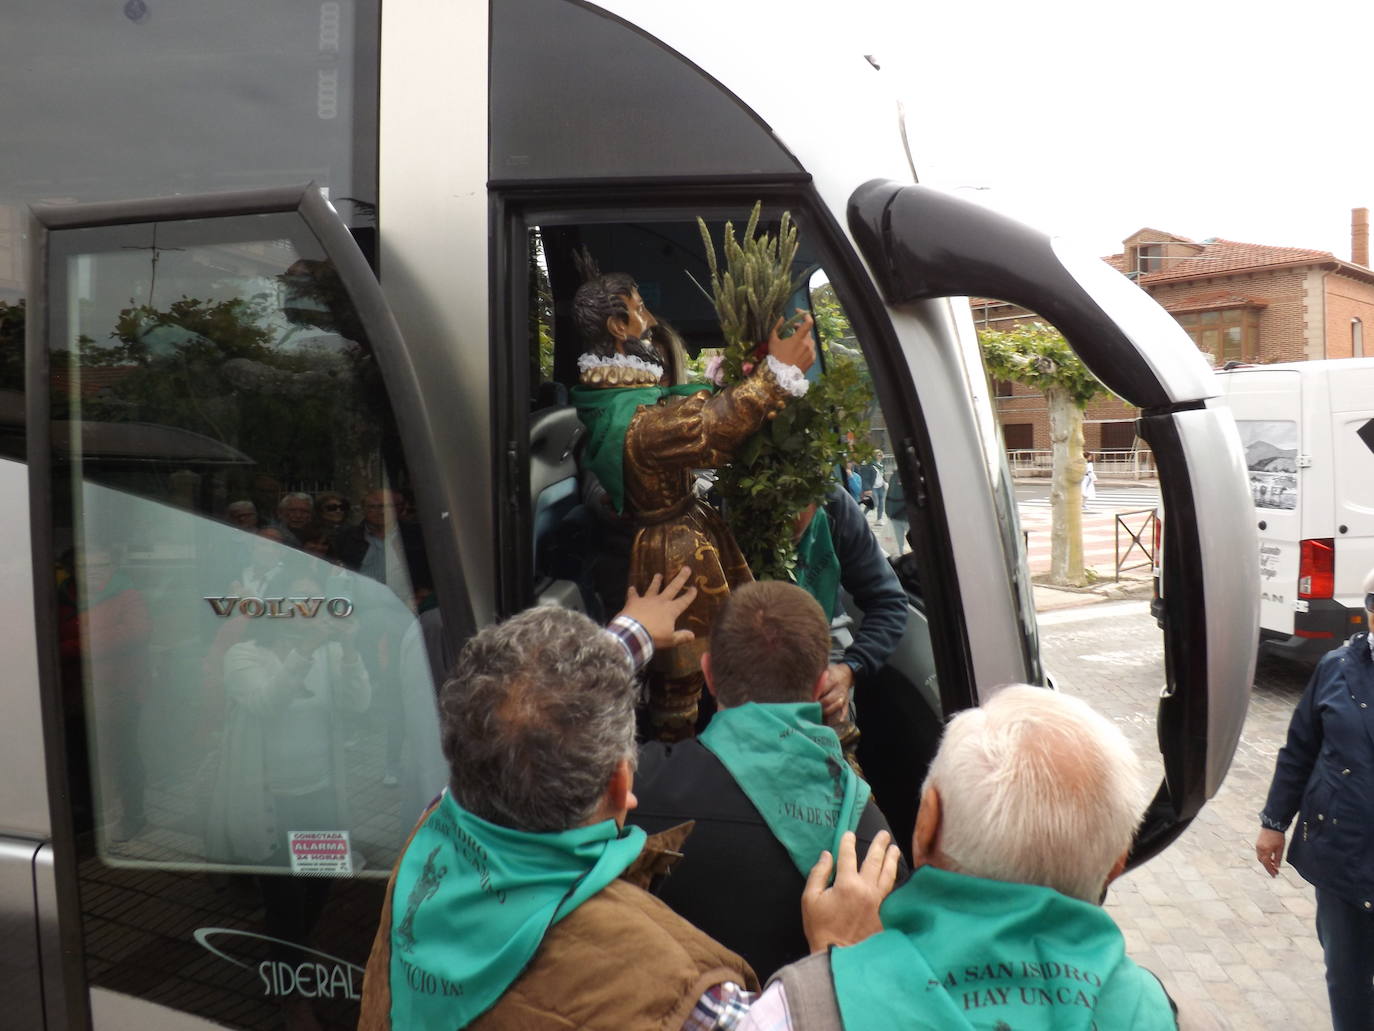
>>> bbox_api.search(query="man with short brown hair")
[630,581,902,981]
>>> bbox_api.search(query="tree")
[979,322,1106,586]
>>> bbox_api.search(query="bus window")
[37,202,442,1027]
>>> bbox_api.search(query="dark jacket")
[629,738,906,982]
[1261,631,1374,909]
[329,521,432,594]
[821,488,907,678]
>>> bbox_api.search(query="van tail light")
[1298,538,1334,599]
[1151,509,1163,575]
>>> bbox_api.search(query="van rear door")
[1217,368,1304,636]
[1330,367,1374,608]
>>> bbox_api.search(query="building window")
[1098,420,1137,451]
[993,377,1014,398]
[1175,308,1259,363]
[1354,317,1364,358]
[1003,423,1033,450]
[1135,244,1163,276]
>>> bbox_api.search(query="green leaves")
[978,321,1107,407]
[698,203,875,581]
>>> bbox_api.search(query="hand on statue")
[819,662,855,722]
[1256,828,1286,877]
[802,830,902,953]
[619,566,698,649]
[766,310,816,373]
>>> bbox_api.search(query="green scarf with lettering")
[388,790,645,1029]
[794,506,841,621]
[829,866,1177,1030]
[698,702,868,877]
[570,383,710,513]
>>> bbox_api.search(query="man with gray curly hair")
[742,684,1180,1030]
[361,569,851,1030]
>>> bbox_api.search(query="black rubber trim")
[24,205,90,1030]
[1130,411,1209,864]
[848,180,1174,409]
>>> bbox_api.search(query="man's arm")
[817,490,908,719]
[606,566,697,673]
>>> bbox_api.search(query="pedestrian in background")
[1256,564,1374,1031]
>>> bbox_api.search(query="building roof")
[1108,236,1346,283]
[1155,290,1270,314]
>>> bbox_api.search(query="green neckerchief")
[570,382,709,513]
[388,790,645,1029]
[794,507,841,621]
[830,866,1177,1030]
[698,701,868,878]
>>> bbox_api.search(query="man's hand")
[766,310,816,373]
[1256,828,1286,877]
[802,830,902,953]
[619,567,697,649]
[819,662,854,722]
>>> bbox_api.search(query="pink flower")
[742,361,755,375]
[704,354,725,386]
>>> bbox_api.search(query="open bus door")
[847,181,1260,861]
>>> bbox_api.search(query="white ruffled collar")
[576,352,664,378]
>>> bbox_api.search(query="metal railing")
[1007,448,1156,480]
[1114,507,1159,581]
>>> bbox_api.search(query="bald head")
[919,685,1149,903]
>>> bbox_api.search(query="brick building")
[980,210,1374,458]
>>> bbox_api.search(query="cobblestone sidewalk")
[1040,608,1329,1030]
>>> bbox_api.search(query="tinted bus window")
[41,208,438,1026]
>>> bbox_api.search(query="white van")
[1217,358,1374,661]
[0,2,1257,1027]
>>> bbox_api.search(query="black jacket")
[329,521,432,594]
[1261,631,1374,908]
[819,487,908,678]
[629,738,906,982]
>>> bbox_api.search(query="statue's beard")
[618,334,661,367]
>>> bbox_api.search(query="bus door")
[27,185,472,1029]
[847,181,1260,862]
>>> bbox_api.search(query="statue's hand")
[765,310,816,373]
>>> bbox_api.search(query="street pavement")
[1038,600,1328,1030]
[1018,481,1161,579]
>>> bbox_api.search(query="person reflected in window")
[330,488,431,610]
[274,491,316,547]
[314,491,351,549]
[58,544,151,843]
[329,487,433,788]
[225,499,261,531]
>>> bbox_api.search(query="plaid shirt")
[606,614,654,673]
[682,981,758,1031]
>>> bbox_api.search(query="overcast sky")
[872,0,1374,262]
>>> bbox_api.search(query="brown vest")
[359,819,758,1030]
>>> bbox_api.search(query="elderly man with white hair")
[743,684,1178,1031]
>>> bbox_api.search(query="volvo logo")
[204,595,355,619]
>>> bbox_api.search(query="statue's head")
[572,271,660,365]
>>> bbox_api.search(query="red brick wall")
[1323,272,1374,358]
[1144,268,1311,364]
